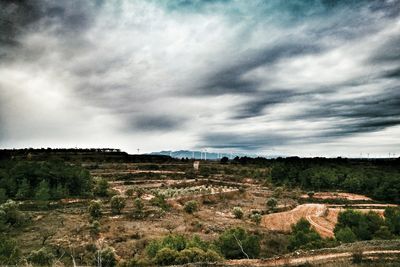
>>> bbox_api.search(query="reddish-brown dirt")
[300,192,372,201]
[261,204,387,238]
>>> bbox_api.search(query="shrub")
[88,200,102,219]
[154,247,179,266]
[335,227,357,243]
[216,227,260,259]
[184,201,198,214]
[288,218,327,251]
[307,191,315,198]
[352,249,363,264]
[0,235,20,265]
[150,194,170,211]
[94,178,109,197]
[27,247,55,266]
[96,246,117,267]
[0,200,27,228]
[266,197,278,211]
[110,196,126,214]
[131,198,144,219]
[125,188,134,197]
[232,207,244,219]
[250,213,262,225]
[90,220,101,236]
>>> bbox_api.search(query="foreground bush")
[0,200,27,228]
[216,227,260,259]
[96,246,117,267]
[27,247,55,266]
[0,235,20,265]
[145,234,222,265]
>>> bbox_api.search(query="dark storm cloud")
[0,0,399,155]
[199,43,322,95]
[130,115,185,132]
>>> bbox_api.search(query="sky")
[0,0,399,157]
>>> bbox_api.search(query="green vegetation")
[146,234,222,265]
[288,218,336,251]
[184,200,199,214]
[268,158,400,203]
[266,197,278,212]
[232,207,244,219]
[216,227,260,259]
[110,195,126,214]
[334,208,400,242]
[0,160,92,200]
[96,247,117,267]
[0,235,20,265]
[27,247,55,266]
[88,200,102,219]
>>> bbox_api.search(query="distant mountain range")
[149,150,281,160]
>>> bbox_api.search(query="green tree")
[35,180,50,201]
[0,189,6,204]
[335,227,357,243]
[94,178,109,197]
[110,196,126,215]
[15,178,30,200]
[97,247,117,267]
[288,218,326,250]
[216,227,260,259]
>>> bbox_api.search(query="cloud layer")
[0,0,399,157]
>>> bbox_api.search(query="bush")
[154,247,179,265]
[216,227,260,259]
[88,200,102,219]
[131,198,145,219]
[150,193,170,211]
[90,220,101,236]
[125,188,134,197]
[110,196,126,214]
[335,227,357,243]
[94,178,109,197]
[0,235,20,265]
[334,210,385,241]
[27,247,55,266]
[232,207,244,219]
[250,213,262,225]
[266,197,278,212]
[96,247,117,267]
[184,201,198,214]
[288,218,328,251]
[0,200,27,228]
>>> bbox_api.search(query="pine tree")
[16,179,30,200]
[35,180,50,201]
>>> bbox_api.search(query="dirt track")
[224,250,400,266]
[261,204,387,238]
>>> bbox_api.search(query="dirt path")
[225,250,400,266]
[261,204,389,238]
[262,204,334,237]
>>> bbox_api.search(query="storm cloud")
[0,0,399,157]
